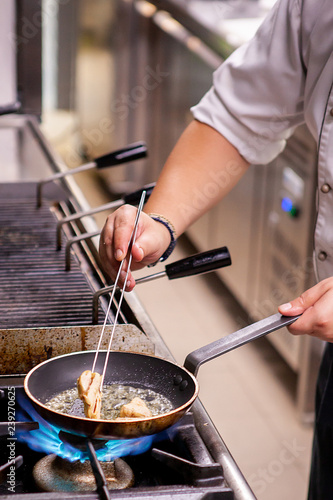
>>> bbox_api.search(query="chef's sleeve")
[191,0,305,165]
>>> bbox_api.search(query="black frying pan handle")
[123,182,155,205]
[95,141,147,169]
[184,313,301,376]
[165,246,231,280]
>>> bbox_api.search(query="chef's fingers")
[278,277,333,340]
[113,218,171,292]
[279,278,333,315]
[99,235,136,291]
[99,206,140,290]
[106,205,171,268]
[99,225,122,284]
[130,218,172,266]
[112,204,138,261]
[99,205,170,291]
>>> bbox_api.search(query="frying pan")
[24,313,300,440]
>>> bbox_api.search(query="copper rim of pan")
[24,350,200,425]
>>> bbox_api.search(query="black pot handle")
[184,313,301,376]
[0,102,21,116]
[37,141,148,207]
[95,141,147,169]
[93,246,232,323]
[123,182,155,205]
[165,246,231,280]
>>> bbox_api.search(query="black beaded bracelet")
[148,213,177,264]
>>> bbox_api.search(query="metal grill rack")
[0,188,109,329]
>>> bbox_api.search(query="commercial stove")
[0,114,255,500]
[0,0,255,497]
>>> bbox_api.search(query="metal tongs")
[70,191,146,417]
[92,190,146,390]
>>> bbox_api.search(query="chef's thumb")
[131,230,167,264]
[278,297,306,316]
[131,242,145,262]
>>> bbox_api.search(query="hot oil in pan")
[45,385,173,420]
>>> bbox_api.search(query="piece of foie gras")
[77,370,102,419]
[119,396,152,419]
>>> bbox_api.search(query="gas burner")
[0,373,241,498]
[58,430,108,451]
[33,454,134,492]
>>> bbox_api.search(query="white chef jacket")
[191,0,333,283]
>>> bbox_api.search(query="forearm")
[144,120,250,236]
[99,120,249,289]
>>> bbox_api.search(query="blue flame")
[16,394,175,462]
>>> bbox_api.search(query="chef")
[99,0,333,497]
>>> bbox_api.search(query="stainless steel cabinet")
[193,125,323,420]
[209,166,258,310]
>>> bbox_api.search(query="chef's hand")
[99,204,171,291]
[278,277,333,342]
